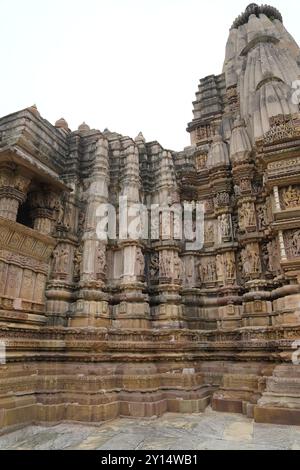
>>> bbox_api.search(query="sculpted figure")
[59,248,69,273]
[216,255,225,283]
[135,248,145,277]
[184,257,194,285]
[207,259,217,282]
[292,230,300,256]
[283,186,300,209]
[205,223,214,243]
[64,203,73,230]
[225,254,236,280]
[241,248,251,275]
[257,205,267,230]
[198,263,206,285]
[239,203,255,229]
[73,246,83,279]
[52,246,69,274]
[160,251,172,278]
[242,246,261,275]
[173,255,182,280]
[56,201,64,226]
[251,251,261,273]
[150,253,159,278]
[220,214,231,238]
[96,245,107,275]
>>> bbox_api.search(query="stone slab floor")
[1,407,300,450]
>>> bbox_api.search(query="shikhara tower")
[1,4,300,430]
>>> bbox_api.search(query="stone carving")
[183,257,194,285]
[216,253,236,284]
[281,186,300,209]
[257,204,268,231]
[78,210,86,235]
[224,253,236,281]
[268,158,300,178]
[73,246,83,280]
[198,258,217,285]
[96,244,107,277]
[264,116,297,145]
[219,214,231,239]
[56,200,65,226]
[135,248,145,277]
[52,246,69,275]
[195,154,208,171]
[204,199,214,214]
[1,2,300,430]
[214,192,230,209]
[204,222,215,244]
[239,178,252,193]
[0,219,54,262]
[241,245,261,276]
[150,252,159,279]
[284,230,300,259]
[239,203,256,230]
[173,255,183,281]
[267,239,281,273]
[216,255,225,283]
[55,199,73,231]
[159,251,172,278]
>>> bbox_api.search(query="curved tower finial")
[231,4,283,30]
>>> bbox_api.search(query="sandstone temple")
[1,3,300,432]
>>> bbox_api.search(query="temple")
[1,3,300,431]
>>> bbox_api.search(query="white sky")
[1,0,300,150]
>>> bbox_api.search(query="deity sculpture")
[220,214,231,239]
[173,255,182,280]
[135,248,145,277]
[225,254,236,280]
[96,244,107,277]
[150,253,159,278]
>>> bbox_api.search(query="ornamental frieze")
[0,217,55,261]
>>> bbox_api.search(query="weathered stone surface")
[0,409,300,450]
[1,3,300,435]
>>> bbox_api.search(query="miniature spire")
[55,117,69,130]
[78,122,90,133]
[135,132,145,143]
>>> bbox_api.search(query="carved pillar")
[150,148,186,329]
[69,135,111,328]
[206,135,241,330]
[113,138,150,329]
[0,164,31,221]
[28,188,59,235]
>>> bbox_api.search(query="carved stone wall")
[1,3,300,430]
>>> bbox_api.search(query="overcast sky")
[1,0,300,150]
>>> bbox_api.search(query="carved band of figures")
[0,220,54,261]
[159,251,183,281]
[198,257,217,284]
[0,249,48,274]
[216,253,236,284]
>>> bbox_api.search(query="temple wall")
[1,4,300,431]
